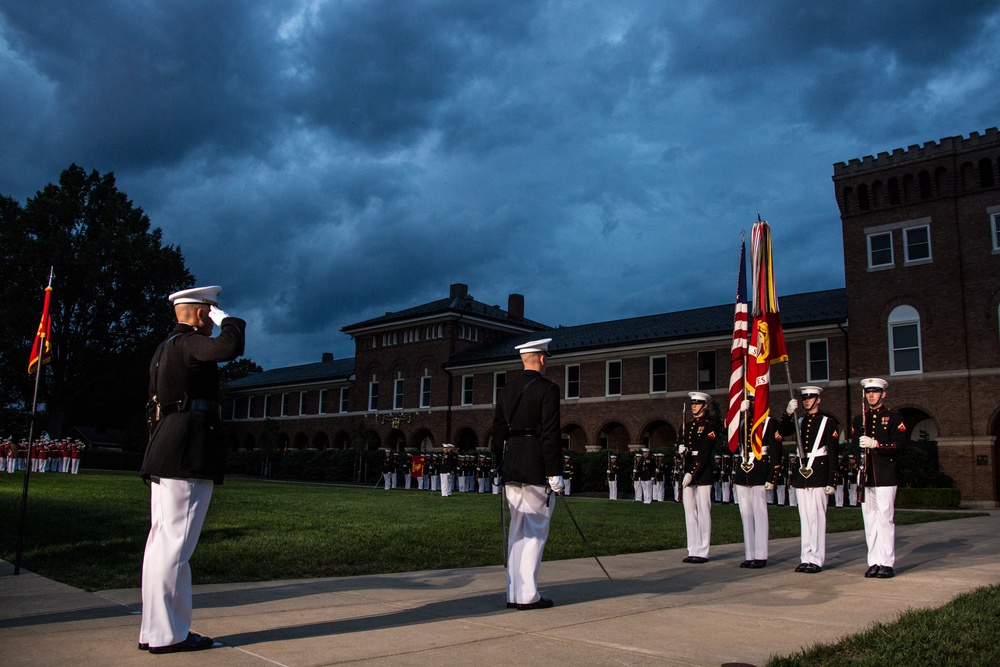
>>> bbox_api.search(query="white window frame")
[903,224,932,264]
[339,387,350,413]
[299,391,307,415]
[888,305,922,375]
[318,389,328,415]
[565,364,580,399]
[245,395,253,419]
[420,376,432,409]
[991,211,1000,253]
[368,382,379,411]
[649,356,667,394]
[867,231,894,269]
[462,375,474,406]
[393,378,405,410]
[281,393,290,416]
[606,360,622,397]
[262,395,270,418]
[493,372,506,404]
[806,339,829,382]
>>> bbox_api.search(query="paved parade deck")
[3,510,999,667]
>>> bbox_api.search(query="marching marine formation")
[492,338,563,610]
[139,285,245,654]
[678,391,717,563]
[853,377,906,579]
[780,386,839,574]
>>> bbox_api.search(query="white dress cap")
[514,338,552,354]
[169,285,222,306]
[861,377,888,391]
[799,385,823,397]
[687,391,712,403]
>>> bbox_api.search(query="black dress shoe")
[688,557,708,564]
[682,556,695,563]
[803,563,822,574]
[864,564,881,578]
[506,602,518,609]
[876,566,895,579]
[138,643,149,651]
[148,632,215,654]
[794,563,808,572]
[516,597,554,610]
[750,560,767,569]
[739,560,753,568]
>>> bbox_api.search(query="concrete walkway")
[2,511,998,667]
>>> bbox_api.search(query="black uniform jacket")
[679,417,717,486]
[779,410,839,488]
[141,318,246,484]
[732,416,783,487]
[851,406,906,487]
[492,370,562,486]
[634,455,655,481]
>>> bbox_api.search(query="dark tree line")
[0,164,195,446]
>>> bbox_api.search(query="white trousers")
[862,486,897,567]
[493,477,501,494]
[653,481,665,501]
[722,483,731,503]
[140,478,213,648]
[848,483,858,506]
[440,473,453,496]
[505,484,553,605]
[796,487,828,566]
[431,475,439,491]
[788,486,798,507]
[635,480,653,504]
[735,485,769,561]
[835,484,844,507]
[609,481,618,500]
[682,485,712,558]
[564,479,571,496]
[777,484,786,505]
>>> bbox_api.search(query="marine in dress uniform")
[733,399,783,568]
[633,448,654,503]
[779,386,839,574]
[492,338,563,610]
[847,455,859,506]
[653,453,666,502]
[853,377,906,579]
[562,455,574,496]
[679,391,717,563]
[139,285,245,654]
[439,444,456,496]
[382,450,395,490]
[835,455,848,508]
[607,454,620,500]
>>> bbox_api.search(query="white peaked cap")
[799,385,823,397]
[688,391,712,403]
[862,377,888,390]
[515,338,552,354]
[169,285,221,306]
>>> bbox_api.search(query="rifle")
[857,394,867,504]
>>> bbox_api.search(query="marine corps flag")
[28,271,55,375]
[745,219,787,457]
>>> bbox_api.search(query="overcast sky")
[2,1,999,369]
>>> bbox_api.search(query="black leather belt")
[508,429,539,437]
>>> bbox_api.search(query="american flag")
[727,236,748,453]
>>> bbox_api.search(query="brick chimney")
[507,293,524,320]
[450,283,469,300]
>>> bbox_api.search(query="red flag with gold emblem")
[28,272,55,375]
[745,220,787,457]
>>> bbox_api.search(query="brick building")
[224,128,1000,506]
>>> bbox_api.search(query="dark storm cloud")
[1,0,999,369]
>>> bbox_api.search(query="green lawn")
[0,470,977,591]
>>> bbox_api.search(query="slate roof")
[225,357,355,391]
[226,288,847,388]
[446,288,847,367]
[341,294,548,332]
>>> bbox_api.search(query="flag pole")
[14,267,55,575]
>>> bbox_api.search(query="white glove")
[824,485,835,495]
[209,305,230,328]
[548,476,565,494]
[682,473,692,488]
[677,445,687,455]
[859,435,878,449]
[764,482,774,491]
[740,399,750,412]
[786,399,798,414]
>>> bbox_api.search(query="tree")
[220,358,263,385]
[0,165,194,442]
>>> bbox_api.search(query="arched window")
[842,186,853,214]
[918,171,932,199]
[887,177,900,205]
[858,183,870,211]
[980,158,996,188]
[888,305,922,375]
